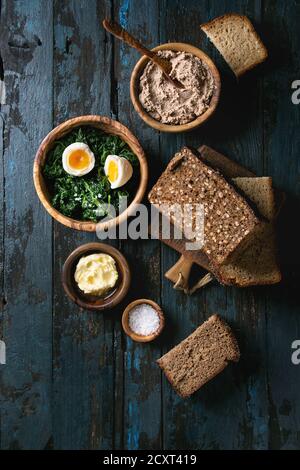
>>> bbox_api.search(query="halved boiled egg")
[104,155,133,189]
[62,142,95,176]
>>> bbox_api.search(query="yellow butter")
[74,253,118,296]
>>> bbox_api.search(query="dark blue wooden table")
[0,0,299,450]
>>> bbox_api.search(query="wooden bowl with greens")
[33,116,148,232]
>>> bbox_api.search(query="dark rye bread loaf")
[157,314,240,398]
[232,177,275,220]
[217,177,281,286]
[148,147,261,269]
[199,145,286,217]
[217,224,281,286]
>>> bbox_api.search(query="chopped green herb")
[43,126,139,222]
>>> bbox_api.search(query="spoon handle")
[102,18,183,89]
[103,19,156,61]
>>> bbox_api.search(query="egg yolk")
[107,160,118,182]
[68,150,90,170]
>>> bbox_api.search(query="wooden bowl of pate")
[130,43,221,133]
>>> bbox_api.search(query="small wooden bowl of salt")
[122,299,164,343]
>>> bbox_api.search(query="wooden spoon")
[103,18,184,89]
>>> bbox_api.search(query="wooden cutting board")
[158,145,285,293]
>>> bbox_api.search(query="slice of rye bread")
[216,177,281,286]
[157,314,240,398]
[233,177,275,222]
[199,145,286,217]
[200,14,268,77]
[148,147,261,270]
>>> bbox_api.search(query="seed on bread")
[148,147,261,269]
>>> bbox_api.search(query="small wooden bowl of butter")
[62,242,131,311]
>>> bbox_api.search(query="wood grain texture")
[159,0,212,449]
[0,78,4,453]
[201,0,268,450]
[159,0,268,450]
[0,0,53,449]
[52,0,116,450]
[114,0,163,450]
[263,0,300,449]
[0,0,300,450]
[203,0,268,450]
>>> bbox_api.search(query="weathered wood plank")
[200,0,269,451]
[0,0,299,451]
[52,0,115,450]
[0,0,53,449]
[159,0,213,449]
[113,0,162,450]
[263,0,300,450]
[0,66,4,452]
[159,0,268,450]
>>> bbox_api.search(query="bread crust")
[157,314,240,398]
[216,175,281,286]
[200,13,268,77]
[148,146,261,271]
[215,218,282,286]
[198,147,282,286]
[217,269,282,287]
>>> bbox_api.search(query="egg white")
[104,155,133,189]
[62,142,95,176]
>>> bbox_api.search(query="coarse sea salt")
[128,303,160,336]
